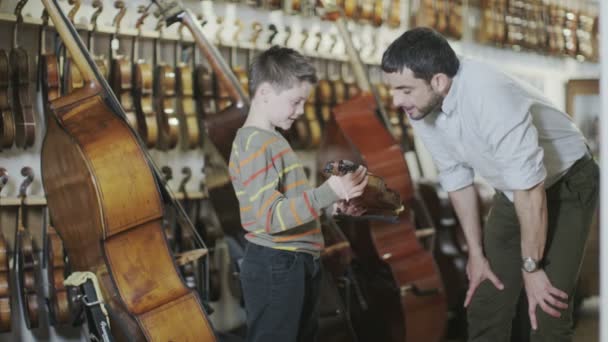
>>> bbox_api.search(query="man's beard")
[411,91,444,120]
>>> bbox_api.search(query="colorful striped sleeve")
[234,132,339,234]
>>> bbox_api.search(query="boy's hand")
[333,198,366,216]
[327,166,368,200]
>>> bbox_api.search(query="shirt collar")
[440,64,462,116]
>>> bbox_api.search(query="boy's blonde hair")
[248,46,317,98]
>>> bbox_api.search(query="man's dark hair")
[249,46,317,97]
[381,27,460,82]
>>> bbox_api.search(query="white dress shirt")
[410,58,588,201]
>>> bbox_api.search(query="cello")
[39,0,215,340]
[317,2,447,341]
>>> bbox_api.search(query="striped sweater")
[229,126,339,256]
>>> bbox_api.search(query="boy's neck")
[244,101,275,132]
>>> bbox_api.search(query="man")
[381,27,599,342]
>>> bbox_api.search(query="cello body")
[318,94,447,342]
[39,0,215,340]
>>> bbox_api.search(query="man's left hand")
[522,270,568,330]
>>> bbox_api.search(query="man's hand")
[523,270,568,330]
[464,253,504,307]
[327,165,368,201]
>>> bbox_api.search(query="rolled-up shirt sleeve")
[413,124,475,192]
[438,163,475,192]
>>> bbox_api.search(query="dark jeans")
[239,243,322,342]
[467,155,599,342]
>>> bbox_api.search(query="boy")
[228,46,368,342]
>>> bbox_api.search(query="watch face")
[523,258,537,272]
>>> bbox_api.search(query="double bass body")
[39,0,214,340]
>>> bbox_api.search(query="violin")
[44,207,71,325]
[40,0,216,340]
[64,0,84,94]
[0,168,11,332]
[318,3,447,341]
[194,65,217,118]
[14,167,40,329]
[387,0,401,28]
[89,0,109,80]
[175,40,201,149]
[302,85,322,148]
[10,18,36,149]
[0,50,15,150]
[0,232,10,332]
[154,30,180,150]
[359,0,375,23]
[447,0,463,39]
[372,0,385,26]
[111,57,138,131]
[132,7,159,149]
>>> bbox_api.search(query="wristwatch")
[522,257,541,273]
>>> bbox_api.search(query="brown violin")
[318,2,447,341]
[175,39,200,150]
[132,7,159,149]
[40,0,216,340]
[153,25,179,150]
[0,168,12,332]
[194,64,217,119]
[0,50,15,150]
[109,1,138,132]
[10,12,36,149]
[14,167,40,329]
[43,207,71,325]
[64,0,84,94]
[387,0,401,28]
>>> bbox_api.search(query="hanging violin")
[132,6,159,149]
[0,50,15,150]
[153,22,179,150]
[14,167,40,329]
[0,168,12,332]
[10,4,36,149]
[174,37,200,150]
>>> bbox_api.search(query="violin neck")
[179,10,250,108]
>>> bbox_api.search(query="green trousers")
[467,155,599,342]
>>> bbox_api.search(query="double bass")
[317,2,447,341]
[39,0,215,340]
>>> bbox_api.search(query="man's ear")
[431,73,451,94]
